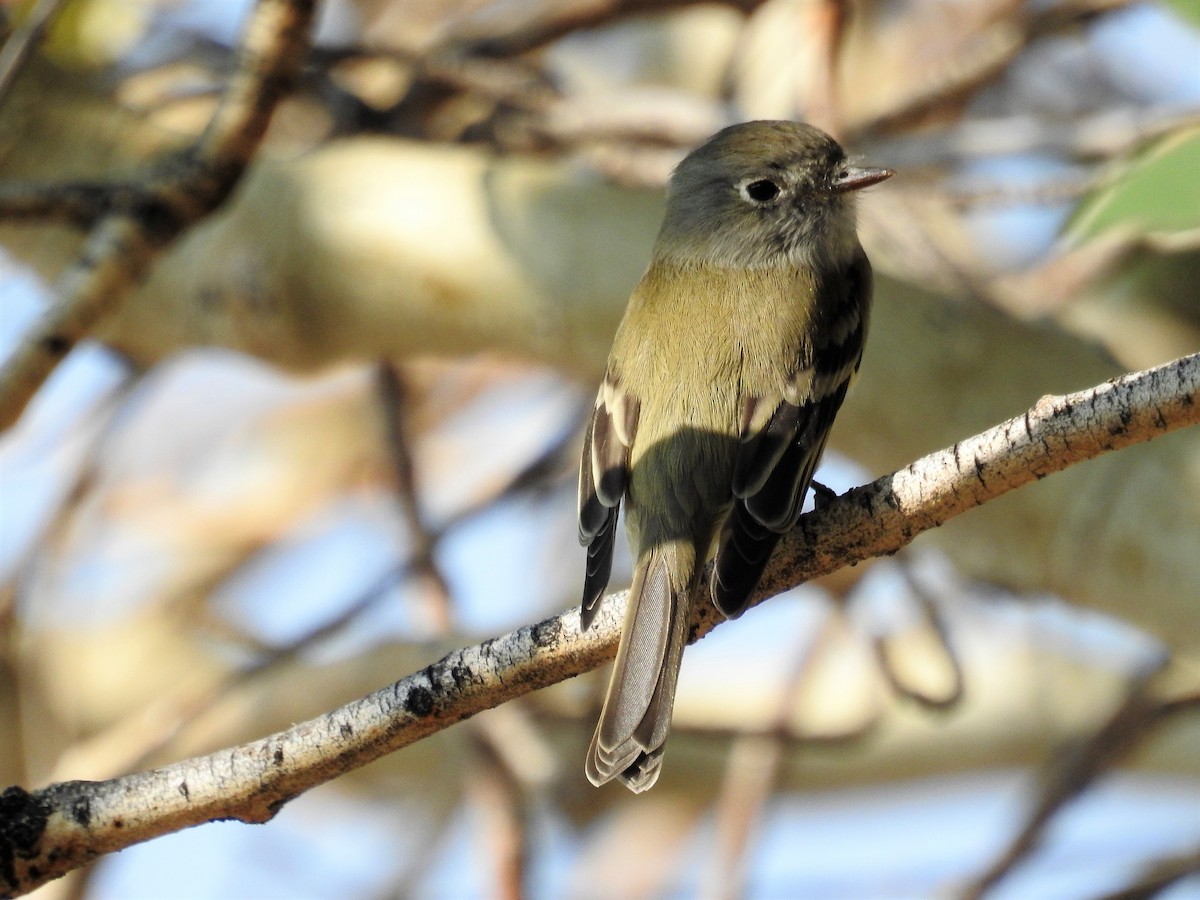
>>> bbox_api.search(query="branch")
[964,679,1200,898]
[0,0,315,432]
[1,352,1196,896]
[853,0,1135,137]
[451,0,769,58]
[0,181,144,226]
[0,0,66,105]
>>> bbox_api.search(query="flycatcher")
[578,120,892,792]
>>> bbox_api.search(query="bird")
[577,120,892,792]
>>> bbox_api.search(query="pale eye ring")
[741,178,781,204]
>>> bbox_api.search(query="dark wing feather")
[712,251,872,619]
[579,373,640,629]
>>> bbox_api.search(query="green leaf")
[1164,0,1200,30]
[1069,127,1200,240]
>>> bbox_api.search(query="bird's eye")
[742,179,781,204]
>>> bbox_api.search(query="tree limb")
[0,0,67,105]
[0,0,315,432]
[2,350,1195,896]
[450,0,768,58]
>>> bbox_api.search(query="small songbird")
[578,120,892,792]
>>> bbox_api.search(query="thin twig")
[377,362,456,629]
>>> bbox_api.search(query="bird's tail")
[585,540,696,792]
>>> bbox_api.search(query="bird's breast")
[612,261,819,548]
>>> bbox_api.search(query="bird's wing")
[713,251,872,618]
[579,371,641,629]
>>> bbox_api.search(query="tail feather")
[711,502,780,619]
[586,542,694,792]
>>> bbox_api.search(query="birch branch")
[0,351,1196,897]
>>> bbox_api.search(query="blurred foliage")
[14,0,154,68]
[1071,126,1200,238]
[1165,0,1200,28]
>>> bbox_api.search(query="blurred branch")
[985,227,1200,325]
[705,734,783,899]
[1096,846,1200,900]
[376,360,541,894]
[376,362,456,630]
[81,392,581,778]
[468,722,531,900]
[2,350,1196,896]
[801,0,849,136]
[0,0,315,432]
[451,0,767,57]
[858,0,1135,136]
[873,561,963,710]
[964,676,1200,899]
[886,107,1200,175]
[0,181,148,226]
[0,0,65,103]
[704,614,831,898]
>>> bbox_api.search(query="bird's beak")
[831,166,894,192]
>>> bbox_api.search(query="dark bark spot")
[1108,407,1133,436]
[69,795,91,827]
[450,665,473,690]
[273,748,284,766]
[340,722,353,739]
[531,617,562,648]
[405,685,435,717]
[41,335,71,357]
[130,194,186,240]
[0,785,51,889]
[973,456,987,488]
